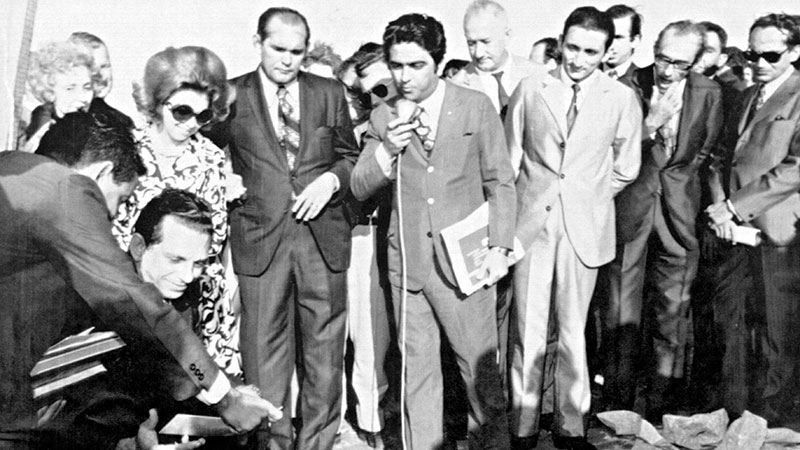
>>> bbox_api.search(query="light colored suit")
[451,54,539,114]
[352,81,515,449]
[506,68,641,438]
[723,69,800,408]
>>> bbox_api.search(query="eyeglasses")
[743,48,789,64]
[164,102,214,125]
[654,54,693,72]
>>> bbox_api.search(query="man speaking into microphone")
[351,13,516,450]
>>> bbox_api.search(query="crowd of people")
[2,2,800,450]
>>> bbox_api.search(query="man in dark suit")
[607,21,724,416]
[0,112,272,449]
[603,5,642,84]
[206,7,358,450]
[706,13,800,423]
[351,13,515,449]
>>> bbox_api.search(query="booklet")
[440,202,525,296]
[160,414,236,437]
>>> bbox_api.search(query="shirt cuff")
[196,371,232,405]
[374,143,396,178]
[726,199,744,222]
[323,172,340,193]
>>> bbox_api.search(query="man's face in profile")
[136,215,211,300]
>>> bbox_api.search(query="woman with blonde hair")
[113,45,243,376]
[24,40,95,151]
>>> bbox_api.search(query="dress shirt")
[375,79,446,176]
[760,66,793,104]
[475,54,515,112]
[259,67,300,138]
[558,67,600,118]
[259,67,339,192]
[606,59,633,79]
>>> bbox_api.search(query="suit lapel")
[298,72,313,159]
[245,68,285,161]
[673,73,702,163]
[429,83,461,166]
[568,74,613,141]
[540,70,568,139]
[738,70,800,139]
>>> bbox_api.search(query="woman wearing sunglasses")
[112,45,244,377]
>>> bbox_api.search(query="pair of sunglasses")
[164,102,214,125]
[743,48,788,64]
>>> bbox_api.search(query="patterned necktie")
[416,108,435,153]
[607,69,618,80]
[566,83,580,135]
[492,71,509,119]
[277,85,300,170]
[745,84,765,128]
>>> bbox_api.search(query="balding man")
[610,21,723,418]
[452,0,538,119]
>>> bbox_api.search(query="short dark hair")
[257,7,310,47]
[36,110,144,184]
[698,21,728,48]
[383,14,447,67]
[534,37,562,63]
[353,42,385,78]
[442,58,469,76]
[606,5,642,38]
[68,31,106,49]
[133,188,213,246]
[750,14,800,47]
[563,7,616,51]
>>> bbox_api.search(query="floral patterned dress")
[112,127,241,377]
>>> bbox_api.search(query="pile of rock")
[597,409,800,449]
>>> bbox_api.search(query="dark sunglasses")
[743,48,789,64]
[164,102,214,125]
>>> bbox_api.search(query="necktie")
[745,84,765,128]
[567,83,580,135]
[492,71,509,119]
[416,108,435,153]
[658,121,677,160]
[277,85,300,170]
[607,69,618,80]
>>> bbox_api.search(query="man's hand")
[215,386,283,433]
[706,200,734,226]
[292,173,338,222]
[478,247,510,287]
[135,409,205,450]
[645,84,683,134]
[710,219,737,242]
[384,117,418,157]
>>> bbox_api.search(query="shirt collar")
[259,66,300,100]
[417,79,446,115]
[559,66,600,89]
[761,67,794,102]
[608,59,632,77]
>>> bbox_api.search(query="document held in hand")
[440,202,524,296]
[160,414,236,436]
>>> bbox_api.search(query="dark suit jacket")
[725,69,800,246]
[351,82,516,290]
[208,69,358,275]
[0,152,220,435]
[615,67,724,250]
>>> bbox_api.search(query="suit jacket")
[351,82,517,291]
[724,69,800,246]
[451,54,539,113]
[208,69,359,274]
[0,152,219,434]
[507,69,642,267]
[615,67,724,250]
